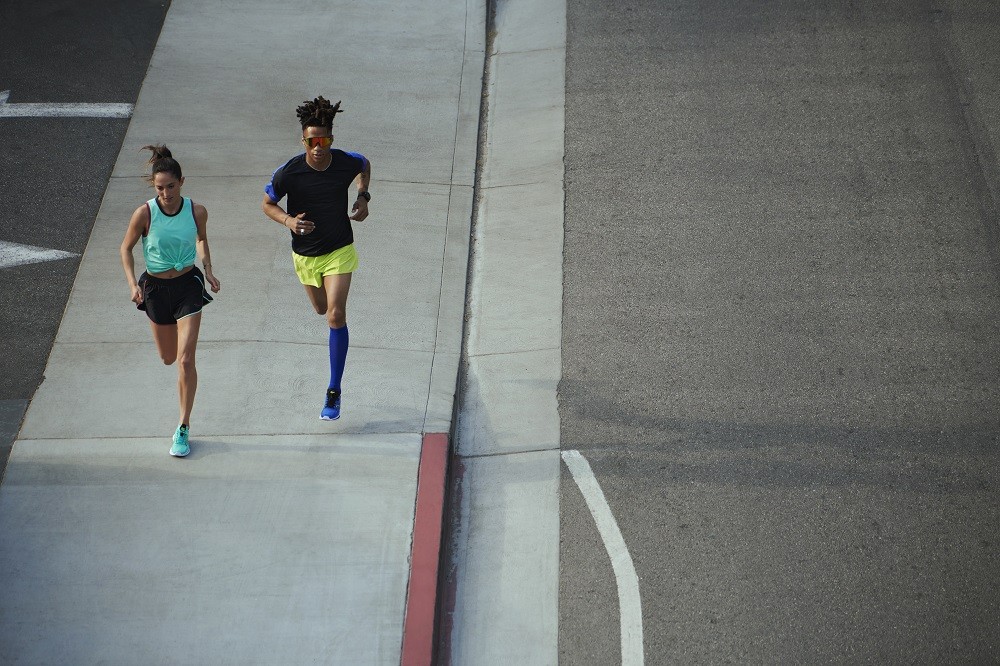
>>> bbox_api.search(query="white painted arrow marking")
[0,241,78,269]
[0,90,132,118]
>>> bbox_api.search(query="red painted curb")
[401,433,449,666]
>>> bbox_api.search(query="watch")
[357,190,371,202]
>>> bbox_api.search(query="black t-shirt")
[265,149,367,257]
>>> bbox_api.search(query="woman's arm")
[193,203,221,292]
[120,205,149,304]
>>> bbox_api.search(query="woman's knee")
[177,352,197,373]
[160,353,177,366]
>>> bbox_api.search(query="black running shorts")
[137,266,213,325]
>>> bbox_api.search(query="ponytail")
[142,144,182,184]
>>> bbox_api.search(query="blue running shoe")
[321,389,341,420]
[170,424,190,457]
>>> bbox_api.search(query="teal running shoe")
[170,424,190,457]
[320,389,341,421]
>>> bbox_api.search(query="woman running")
[120,145,221,457]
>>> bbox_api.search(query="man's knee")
[326,306,346,329]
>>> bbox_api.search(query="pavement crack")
[456,446,560,459]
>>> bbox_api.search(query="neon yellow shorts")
[292,244,359,287]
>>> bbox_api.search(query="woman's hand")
[130,283,143,305]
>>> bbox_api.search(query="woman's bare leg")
[175,312,202,425]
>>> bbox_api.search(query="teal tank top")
[142,197,198,273]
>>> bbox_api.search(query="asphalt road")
[560,1,1000,663]
[0,0,169,476]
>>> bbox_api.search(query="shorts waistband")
[143,266,200,285]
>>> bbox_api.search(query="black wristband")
[357,191,371,202]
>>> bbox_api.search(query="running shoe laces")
[170,424,190,457]
[321,389,341,421]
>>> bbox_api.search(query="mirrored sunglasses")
[302,136,333,148]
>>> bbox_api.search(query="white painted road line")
[562,449,645,666]
[0,90,133,118]
[0,241,77,269]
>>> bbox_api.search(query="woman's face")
[153,171,183,207]
[302,125,333,161]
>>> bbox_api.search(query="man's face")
[302,126,333,161]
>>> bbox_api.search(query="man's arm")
[262,195,315,235]
[357,158,371,196]
[350,158,372,221]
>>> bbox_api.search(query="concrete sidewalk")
[0,0,483,663]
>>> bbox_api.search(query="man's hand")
[350,198,369,221]
[290,212,316,235]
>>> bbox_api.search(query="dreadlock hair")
[141,144,182,184]
[296,96,343,130]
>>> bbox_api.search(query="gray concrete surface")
[560,0,1000,663]
[1,435,419,663]
[443,0,565,663]
[0,0,483,662]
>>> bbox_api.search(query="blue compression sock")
[328,325,349,391]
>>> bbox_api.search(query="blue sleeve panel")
[344,151,369,174]
[265,162,286,202]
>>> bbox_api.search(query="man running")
[261,96,372,420]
